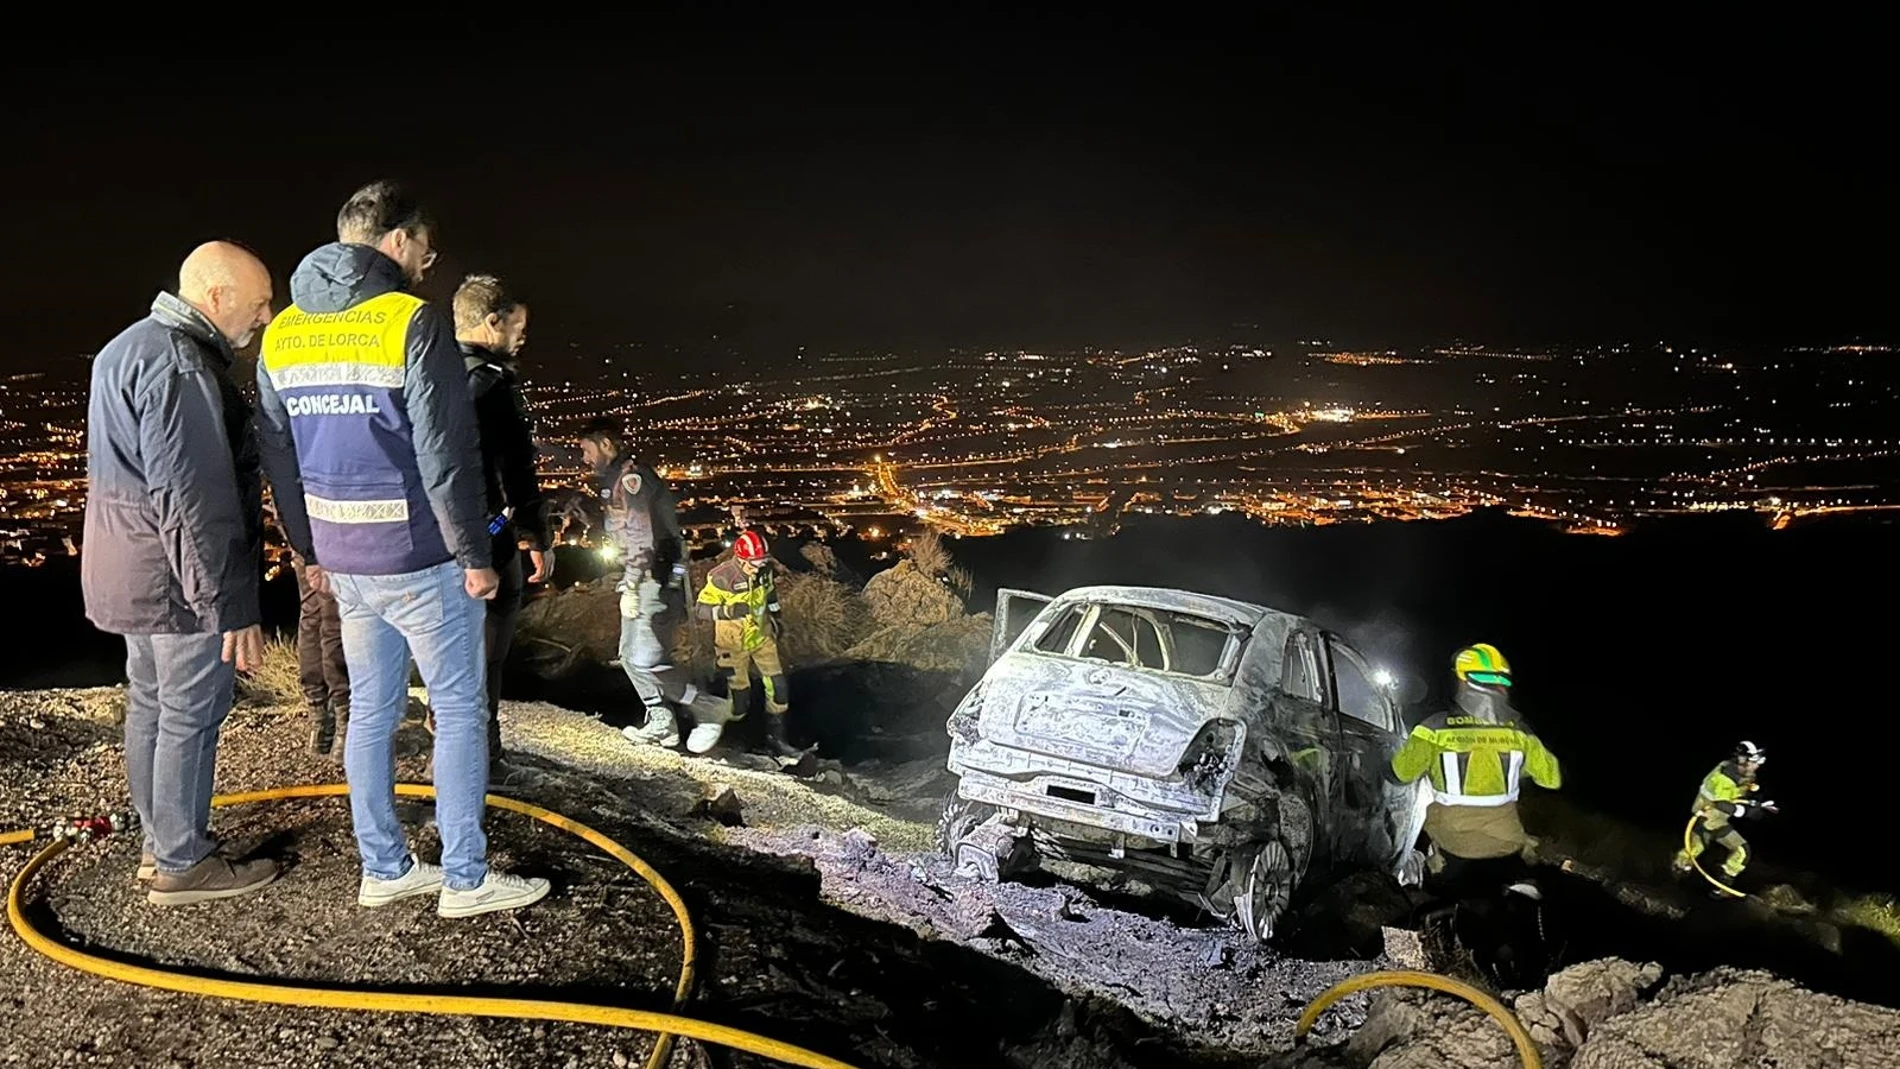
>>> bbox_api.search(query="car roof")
[1048,584,1301,629]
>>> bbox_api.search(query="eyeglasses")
[1465,671,1512,687]
[419,247,439,270]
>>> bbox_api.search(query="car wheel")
[937,791,997,857]
[1233,839,1295,942]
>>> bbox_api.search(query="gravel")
[0,688,1362,1068]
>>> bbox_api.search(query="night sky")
[5,16,1891,372]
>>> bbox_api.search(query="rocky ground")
[0,688,1388,1069]
[7,689,1900,1068]
[11,538,1900,1069]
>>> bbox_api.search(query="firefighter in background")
[1674,741,1776,882]
[696,530,803,760]
[1390,643,1563,871]
[575,418,732,754]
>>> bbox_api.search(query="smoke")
[1307,601,1433,705]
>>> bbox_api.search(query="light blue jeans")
[330,562,489,891]
[123,632,235,874]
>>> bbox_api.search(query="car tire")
[937,791,997,857]
[1233,839,1296,942]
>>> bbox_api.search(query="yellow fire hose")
[5,782,862,1069]
[1680,813,1746,898]
[1295,969,1542,1069]
[8,782,1533,1067]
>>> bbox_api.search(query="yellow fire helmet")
[1454,643,1513,688]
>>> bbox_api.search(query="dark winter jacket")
[462,342,547,568]
[82,292,262,635]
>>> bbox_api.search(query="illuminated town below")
[2,337,1896,569]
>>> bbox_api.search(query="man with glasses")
[256,180,548,919]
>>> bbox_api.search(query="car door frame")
[991,588,1055,663]
[1319,631,1422,872]
[1268,624,1341,869]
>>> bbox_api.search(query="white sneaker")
[358,855,444,907]
[686,720,726,755]
[623,707,679,748]
[438,869,551,918]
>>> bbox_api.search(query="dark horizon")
[6,15,1894,367]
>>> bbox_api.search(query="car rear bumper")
[951,759,1216,845]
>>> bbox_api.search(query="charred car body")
[942,584,1428,940]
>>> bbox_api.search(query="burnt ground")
[0,690,1386,1069]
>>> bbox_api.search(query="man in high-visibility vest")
[1674,741,1776,881]
[1390,643,1563,871]
[256,180,547,919]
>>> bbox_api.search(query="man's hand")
[305,564,330,596]
[527,548,553,584]
[222,625,265,672]
[465,567,501,600]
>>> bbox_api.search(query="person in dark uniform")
[576,418,732,754]
[452,274,549,778]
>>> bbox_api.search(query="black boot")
[329,700,349,760]
[486,706,516,781]
[762,713,804,760]
[308,703,336,756]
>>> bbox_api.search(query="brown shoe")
[137,852,156,882]
[147,853,279,906]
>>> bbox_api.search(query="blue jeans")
[123,632,235,874]
[330,562,489,891]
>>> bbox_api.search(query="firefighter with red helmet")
[696,530,803,759]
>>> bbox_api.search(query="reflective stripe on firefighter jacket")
[1390,711,1562,808]
[260,291,442,574]
[696,558,778,652]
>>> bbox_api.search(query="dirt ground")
[0,690,1386,1069]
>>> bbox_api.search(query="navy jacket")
[255,244,490,575]
[82,292,262,635]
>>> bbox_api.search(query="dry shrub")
[236,636,305,708]
[944,563,974,600]
[774,569,871,665]
[799,542,841,577]
[906,529,954,579]
[845,614,992,674]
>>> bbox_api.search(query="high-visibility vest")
[260,291,447,574]
[1391,712,1562,807]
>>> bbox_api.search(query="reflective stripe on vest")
[261,292,439,574]
[1433,747,1524,808]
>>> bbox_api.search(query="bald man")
[83,240,280,905]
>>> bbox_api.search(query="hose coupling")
[50,811,138,845]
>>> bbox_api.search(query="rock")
[612,1051,629,1068]
[1516,958,1661,1050]
[841,827,878,863]
[1382,926,1426,970]
[1571,968,1900,1069]
[692,784,746,827]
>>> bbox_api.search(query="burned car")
[942,584,1428,940]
